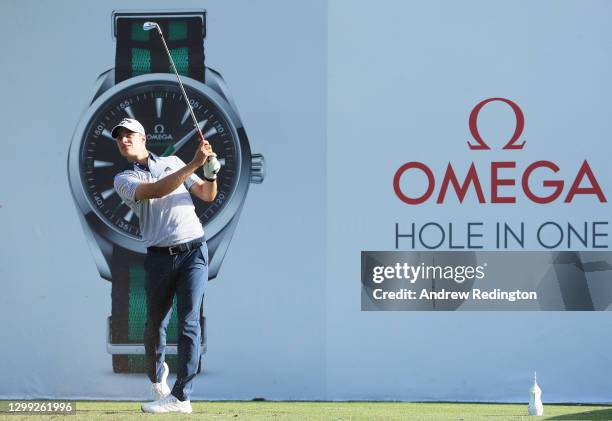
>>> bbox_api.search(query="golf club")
[143,21,206,143]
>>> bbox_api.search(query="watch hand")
[111,200,125,214]
[161,119,207,157]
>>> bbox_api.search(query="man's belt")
[147,238,204,255]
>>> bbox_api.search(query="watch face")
[79,80,239,239]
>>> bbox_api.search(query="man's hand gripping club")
[197,133,220,181]
[134,138,219,201]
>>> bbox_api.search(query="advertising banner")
[1,0,612,403]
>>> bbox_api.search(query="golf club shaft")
[154,26,205,142]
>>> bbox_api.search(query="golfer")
[111,118,219,414]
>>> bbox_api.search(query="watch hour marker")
[124,106,135,119]
[155,98,163,118]
[218,158,226,166]
[124,208,134,222]
[94,160,114,168]
[181,107,191,125]
[102,129,114,140]
[101,188,115,200]
[204,127,218,138]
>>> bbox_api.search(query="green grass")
[2,401,612,420]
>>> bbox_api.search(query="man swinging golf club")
[112,117,220,413]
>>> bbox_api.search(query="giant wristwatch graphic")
[68,10,265,373]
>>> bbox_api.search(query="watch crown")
[250,153,265,184]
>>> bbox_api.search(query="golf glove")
[203,154,221,181]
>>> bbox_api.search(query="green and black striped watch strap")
[115,16,205,83]
[110,247,180,373]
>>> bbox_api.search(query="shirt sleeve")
[172,156,203,191]
[114,171,142,205]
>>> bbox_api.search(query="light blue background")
[1,0,612,403]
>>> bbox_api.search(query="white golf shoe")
[150,362,171,400]
[141,394,193,414]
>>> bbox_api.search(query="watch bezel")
[68,73,252,254]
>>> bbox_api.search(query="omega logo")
[468,97,525,150]
[393,98,606,205]
[147,124,174,141]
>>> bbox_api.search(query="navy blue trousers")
[143,242,208,401]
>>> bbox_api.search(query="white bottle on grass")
[528,372,544,416]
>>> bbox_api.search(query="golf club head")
[143,21,159,31]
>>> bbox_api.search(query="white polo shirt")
[113,153,205,248]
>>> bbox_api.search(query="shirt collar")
[132,152,159,172]
[133,161,149,172]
